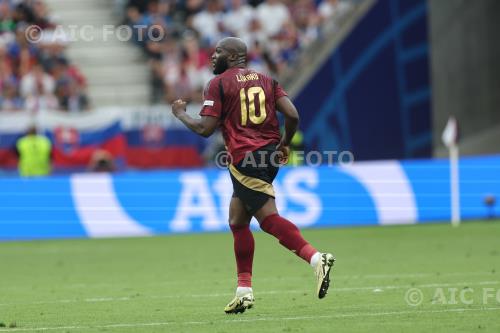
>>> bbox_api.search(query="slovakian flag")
[0,134,20,168]
[0,110,126,170]
[118,104,207,169]
[48,122,126,168]
[0,106,207,171]
[124,124,205,169]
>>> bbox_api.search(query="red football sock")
[230,224,254,288]
[260,214,317,263]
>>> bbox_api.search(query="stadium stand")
[0,0,89,112]
[120,0,355,103]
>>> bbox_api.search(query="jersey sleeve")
[274,80,288,100]
[200,78,222,118]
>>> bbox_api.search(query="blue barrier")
[1,155,499,240]
[296,0,432,160]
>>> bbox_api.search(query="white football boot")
[315,253,336,299]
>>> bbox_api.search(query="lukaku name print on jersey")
[236,73,259,82]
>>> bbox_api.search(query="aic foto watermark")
[25,24,166,44]
[214,150,354,169]
[405,287,500,307]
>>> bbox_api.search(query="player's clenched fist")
[171,99,187,118]
[276,141,290,165]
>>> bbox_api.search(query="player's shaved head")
[218,37,247,58]
[212,37,248,74]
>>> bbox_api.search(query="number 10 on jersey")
[240,87,267,126]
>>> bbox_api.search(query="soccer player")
[171,37,335,314]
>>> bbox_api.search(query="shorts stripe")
[228,164,275,197]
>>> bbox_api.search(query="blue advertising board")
[1,155,499,240]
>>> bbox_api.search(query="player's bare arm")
[171,99,218,138]
[276,96,300,162]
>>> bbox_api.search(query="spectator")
[318,0,353,32]
[246,39,273,74]
[139,0,171,28]
[24,78,58,112]
[191,0,226,46]
[159,38,181,102]
[223,0,255,37]
[0,1,16,34]
[125,5,144,46]
[1,77,23,110]
[126,0,152,15]
[181,32,211,96]
[16,125,52,177]
[20,62,55,98]
[165,58,198,103]
[291,0,321,48]
[88,149,116,173]
[0,1,88,113]
[56,78,89,113]
[255,0,290,38]
[12,2,36,26]
[239,14,264,45]
[48,57,87,93]
[175,0,205,26]
[0,41,14,83]
[8,26,39,78]
[30,0,56,30]
[143,1,173,49]
[275,20,300,66]
[37,29,70,62]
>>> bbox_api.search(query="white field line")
[346,271,498,279]
[0,280,498,307]
[2,270,496,292]
[0,307,499,332]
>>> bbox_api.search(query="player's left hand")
[276,141,290,165]
[171,99,187,118]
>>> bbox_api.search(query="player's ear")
[228,52,238,62]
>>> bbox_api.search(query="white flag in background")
[442,116,459,148]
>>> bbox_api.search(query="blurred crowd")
[0,0,89,113]
[121,0,354,103]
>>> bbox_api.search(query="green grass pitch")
[1,221,499,332]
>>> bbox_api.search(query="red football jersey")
[200,67,287,163]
